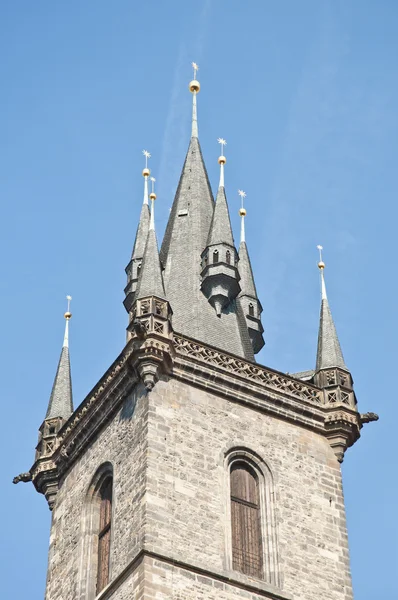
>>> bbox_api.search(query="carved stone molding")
[324,410,361,462]
[174,335,323,406]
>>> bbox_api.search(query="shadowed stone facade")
[14,70,378,600]
[43,372,354,600]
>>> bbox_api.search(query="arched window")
[97,478,112,594]
[213,249,219,264]
[137,262,142,277]
[226,250,231,265]
[77,463,114,600]
[225,449,280,586]
[249,303,254,317]
[230,462,262,578]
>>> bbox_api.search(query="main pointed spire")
[160,67,252,359]
[189,62,200,138]
[315,246,348,371]
[45,297,74,421]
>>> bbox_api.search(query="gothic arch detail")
[224,448,280,587]
[77,462,114,600]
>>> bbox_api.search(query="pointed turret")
[316,258,347,372]
[314,247,355,408]
[236,196,264,353]
[129,182,174,389]
[201,139,240,316]
[135,178,166,301]
[36,297,74,462]
[124,150,151,314]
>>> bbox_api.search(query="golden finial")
[149,177,156,201]
[238,191,247,243]
[142,150,151,177]
[217,138,227,165]
[317,245,325,270]
[217,138,227,187]
[149,178,156,230]
[64,295,72,320]
[189,62,200,93]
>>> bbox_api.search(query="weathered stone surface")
[44,376,353,600]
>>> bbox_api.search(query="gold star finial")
[65,295,72,320]
[317,245,325,269]
[217,139,227,184]
[238,189,247,208]
[238,191,247,243]
[142,149,151,177]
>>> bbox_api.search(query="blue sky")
[1,1,397,598]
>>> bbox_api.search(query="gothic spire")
[45,297,74,421]
[124,151,152,313]
[135,180,166,301]
[160,66,253,359]
[131,150,151,260]
[238,205,257,299]
[315,247,348,371]
[236,195,264,354]
[207,144,234,247]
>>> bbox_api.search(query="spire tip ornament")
[149,177,156,230]
[317,244,325,270]
[189,62,200,93]
[142,150,151,178]
[190,62,200,137]
[317,246,327,300]
[217,138,227,186]
[238,190,247,243]
[217,138,227,165]
[64,295,72,320]
[142,151,151,205]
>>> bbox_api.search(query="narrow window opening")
[226,250,231,265]
[96,478,112,594]
[230,462,262,578]
[249,303,255,317]
[213,250,219,264]
[137,263,142,277]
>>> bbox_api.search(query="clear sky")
[1,1,397,598]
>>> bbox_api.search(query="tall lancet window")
[96,478,112,594]
[213,249,219,264]
[249,303,254,317]
[226,250,231,264]
[230,462,262,578]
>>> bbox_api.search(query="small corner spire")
[189,62,200,138]
[238,190,247,244]
[63,295,72,348]
[149,177,156,230]
[217,138,227,187]
[142,150,151,205]
[45,296,74,421]
[315,245,348,372]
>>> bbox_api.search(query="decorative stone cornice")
[22,331,377,508]
[172,334,371,462]
[174,334,323,405]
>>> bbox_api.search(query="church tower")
[14,66,378,600]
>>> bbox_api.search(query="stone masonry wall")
[44,375,353,600]
[45,384,148,600]
[144,377,353,600]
